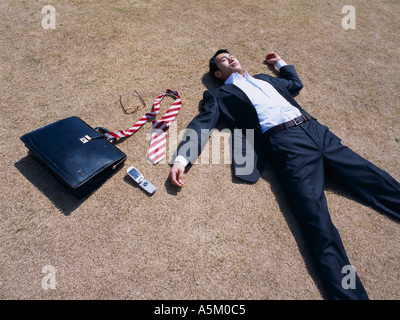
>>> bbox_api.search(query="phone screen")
[128,168,141,180]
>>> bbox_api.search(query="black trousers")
[264,119,400,300]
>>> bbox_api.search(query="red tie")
[105,89,181,164]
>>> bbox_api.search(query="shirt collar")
[224,71,252,85]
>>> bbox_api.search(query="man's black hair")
[209,49,230,83]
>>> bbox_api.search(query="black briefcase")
[20,116,127,198]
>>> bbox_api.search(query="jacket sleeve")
[176,90,221,164]
[267,65,303,95]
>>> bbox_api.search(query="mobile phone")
[127,166,156,194]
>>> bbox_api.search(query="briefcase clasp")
[80,135,92,144]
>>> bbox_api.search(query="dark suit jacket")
[176,65,312,183]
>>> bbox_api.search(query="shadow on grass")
[14,154,125,216]
[15,155,85,215]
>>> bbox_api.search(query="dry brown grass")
[1,0,399,300]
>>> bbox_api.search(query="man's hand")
[170,162,185,187]
[265,52,281,65]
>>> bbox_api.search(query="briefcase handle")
[94,127,117,144]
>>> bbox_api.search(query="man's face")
[214,53,242,81]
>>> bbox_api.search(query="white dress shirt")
[175,60,301,166]
[225,62,301,134]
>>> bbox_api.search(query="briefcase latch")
[80,135,92,144]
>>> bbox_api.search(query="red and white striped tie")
[105,89,181,164]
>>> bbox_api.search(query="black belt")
[265,114,312,136]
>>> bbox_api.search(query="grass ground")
[0,0,399,300]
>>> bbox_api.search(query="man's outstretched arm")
[169,90,221,187]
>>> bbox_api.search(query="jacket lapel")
[220,84,253,107]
